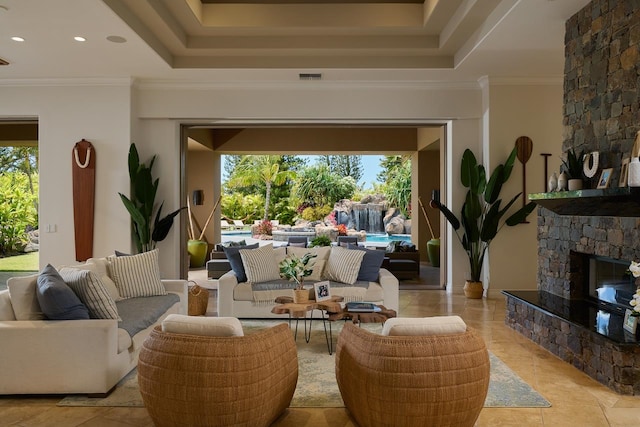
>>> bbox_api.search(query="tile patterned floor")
[2,288,640,426]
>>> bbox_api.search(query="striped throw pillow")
[59,268,119,320]
[108,249,167,299]
[240,244,281,283]
[323,246,365,285]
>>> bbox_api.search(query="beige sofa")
[217,244,399,318]
[0,254,188,395]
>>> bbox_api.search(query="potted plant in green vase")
[279,252,317,303]
[431,147,536,298]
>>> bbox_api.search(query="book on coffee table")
[346,302,382,312]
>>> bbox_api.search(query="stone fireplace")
[503,0,640,395]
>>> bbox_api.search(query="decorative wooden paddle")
[515,136,533,210]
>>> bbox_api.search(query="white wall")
[0,79,560,289]
[484,80,563,293]
[0,83,132,269]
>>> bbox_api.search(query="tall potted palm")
[431,147,536,298]
[118,143,184,253]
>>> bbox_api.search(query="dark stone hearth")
[505,0,640,396]
[505,293,640,395]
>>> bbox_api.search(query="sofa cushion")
[59,268,120,320]
[223,243,259,282]
[0,290,15,320]
[287,246,330,281]
[323,246,365,285]
[116,294,181,337]
[36,264,90,320]
[7,274,43,320]
[162,314,244,337]
[240,244,281,283]
[381,316,467,336]
[108,249,167,299]
[83,257,121,301]
[348,244,386,282]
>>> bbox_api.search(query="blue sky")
[302,155,383,189]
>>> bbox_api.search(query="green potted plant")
[431,147,536,298]
[309,235,331,248]
[118,143,184,253]
[562,147,585,190]
[279,252,317,303]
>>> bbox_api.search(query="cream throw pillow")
[108,249,166,299]
[287,246,330,281]
[381,316,467,336]
[59,268,120,320]
[66,257,121,301]
[323,246,365,285]
[240,244,281,283]
[7,274,43,320]
[162,314,244,337]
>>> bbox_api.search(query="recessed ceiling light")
[106,35,127,43]
[11,36,25,42]
[74,36,86,42]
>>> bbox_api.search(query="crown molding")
[134,78,482,91]
[0,78,134,87]
[477,76,563,86]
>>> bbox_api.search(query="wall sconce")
[192,190,204,206]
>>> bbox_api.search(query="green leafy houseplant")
[118,143,184,253]
[561,147,585,180]
[309,235,331,248]
[431,147,536,284]
[279,253,317,290]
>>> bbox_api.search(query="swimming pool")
[221,230,412,245]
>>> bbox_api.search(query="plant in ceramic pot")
[118,143,185,253]
[431,147,536,298]
[279,252,317,303]
[562,147,585,190]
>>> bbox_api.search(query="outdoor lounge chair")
[220,220,231,230]
[233,220,245,229]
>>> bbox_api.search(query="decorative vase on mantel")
[464,281,484,299]
[293,288,309,304]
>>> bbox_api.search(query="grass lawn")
[0,252,39,271]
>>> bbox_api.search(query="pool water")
[221,230,411,245]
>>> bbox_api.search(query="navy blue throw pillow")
[36,264,90,320]
[222,243,259,282]
[348,244,386,282]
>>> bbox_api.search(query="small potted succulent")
[562,147,585,191]
[279,252,317,303]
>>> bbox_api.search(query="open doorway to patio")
[0,120,39,290]
[180,124,446,294]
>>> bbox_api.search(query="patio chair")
[287,236,308,247]
[220,220,231,230]
[233,219,245,229]
[337,235,358,246]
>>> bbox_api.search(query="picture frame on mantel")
[597,168,613,189]
[619,158,630,187]
[624,309,638,334]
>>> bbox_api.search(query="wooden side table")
[271,296,343,354]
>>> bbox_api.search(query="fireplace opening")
[581,253,635,315]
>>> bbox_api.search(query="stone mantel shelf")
[529,187,640,217]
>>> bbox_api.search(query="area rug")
[58,320,550,408]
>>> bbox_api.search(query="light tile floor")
[2,289,640,426]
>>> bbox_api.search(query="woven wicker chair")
[138,323,298,427]
[335,322,490,427]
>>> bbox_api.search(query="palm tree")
[228,155,296,221]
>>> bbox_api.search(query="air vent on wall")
[0,57,9,66]
[299,73,322,81]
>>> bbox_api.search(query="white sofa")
[0,255,188,396]
[217,244,399,318]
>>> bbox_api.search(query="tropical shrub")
[221,193,264,224]
[0,172,38,255]
[309,235,332,247]
[254,219,273,236]
[383,159,412,217]
[301,205,333,221]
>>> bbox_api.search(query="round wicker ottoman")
[138,323,298,427]
[335,322,490,427]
